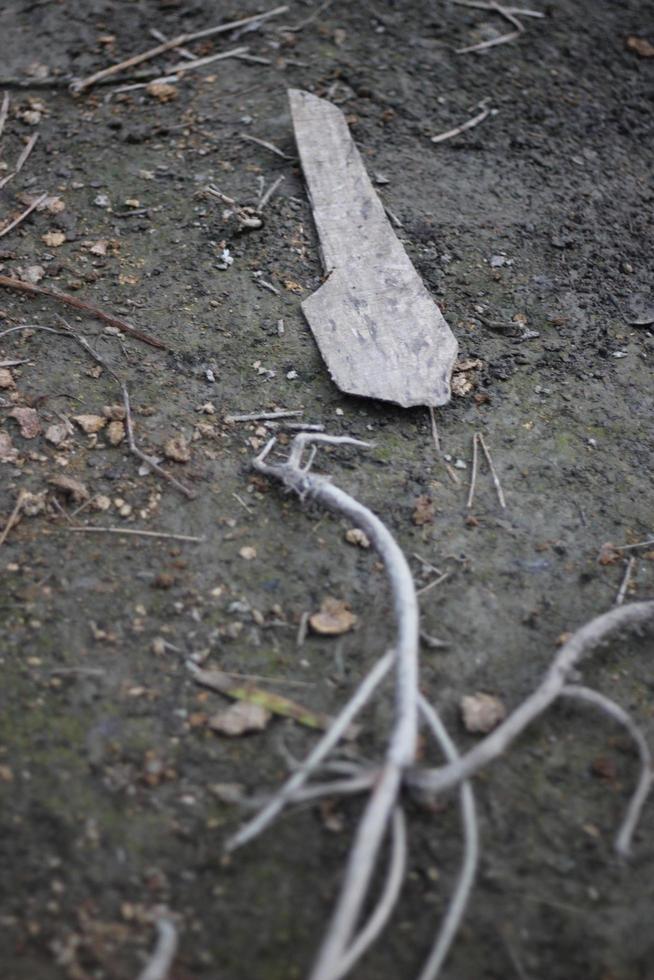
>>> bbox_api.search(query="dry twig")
[477,432,506,508]
[456,1,526,54]
[0,132,39,190]
[0,274,168,350]
[616,538,654,552]
[0,91,9,140]
[240,132,292,159]
[615,557,636,605]
[451,0,544,15]
[225,409,302,423]
[71,5,288,93]
[0,191,47,238]
[0,490,26,548]
[122,384,196,499]
[431,107,492,144]
[466,432,479,508]
[14,131,38,174]
[257,174,285,212]
[281,0,334,32]
[163,46,249,77]
[68,526,203,542]
[428,406,459,483]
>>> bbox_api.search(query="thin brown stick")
[225,409,302,423]
[68,526,203,542]
[55,314,120,380]
[457,31,520,54]
[428,407,459,484]
[220,670,314,689]
[149,28,196,60]
[232,52,273,65]
[477,432,506,508]
[493,4,526,32]
[428,406,441,453]
[0,490,25,548]
[71,5,289,93]
[281,0,334,32]
[0,275,169,350]
[466,433,479,508]
[0,170,16,191]
[0,324,68,341]
[122,384,195,499]
[615,558,636,606]
[0,191,47,238]
[163,46,249,76]
[0,91,9,140]
[431,107,492,144]
[0,132,38,190]
[451,0,544,15]
[416,572,450,597]
[456,3,524,56]
[240,132,293,160]
[15,132,38,174]
[296,610,310,648]
[616,538,654,553]
[257,174,285,212]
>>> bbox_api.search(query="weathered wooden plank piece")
[289,88,458,407]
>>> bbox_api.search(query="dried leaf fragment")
[412,495,435,526]
[0,431,18,463]
[89,239,109,256]
[44,196,65,214]
[345,527,370,549]
[102,404,126,421]
[626,35,654,58]
[48,474,89,503]
[146,81,178,102]
[41,230,66,247]
[21,491,47,516]
[106,420,125,446]
[16,265,45,284]
[45,422,70,446]
[0,368,15,389]
[209,701,271,736]
[310,596,357,635]
[72,414,107,435]
[451,373,474,397]
[9,406,41,439]
[460,692,507,734]
[164,434,190,463]
[451,357,483,397]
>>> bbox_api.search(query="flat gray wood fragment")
[289,88,458,408]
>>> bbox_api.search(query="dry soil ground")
[0,1,653,978]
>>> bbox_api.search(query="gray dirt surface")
[0,0,653,978]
